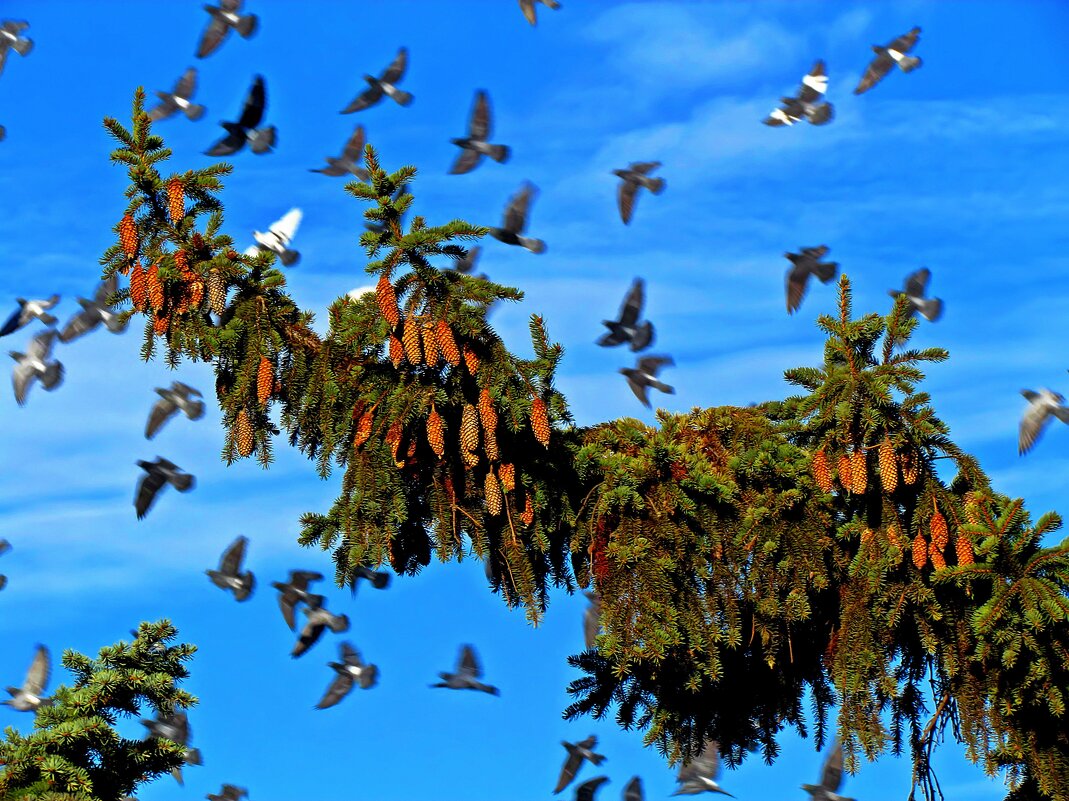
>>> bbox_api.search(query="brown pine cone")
[530,397,550,447]
[443,474,456,505]
[955,535,975,566]
[376,272,400,328]
[189,281,204,310]
[499,463,515,493]
[436,320,460,366]
[146,264,164,312]
[167,178,184,224]
[385,421,403,465]
[851,449,867,494]
[900,449,919,485]
[387,335,403,368]
[207,268,226,315]
[812,449,833,493]
[886,521,904,549]
[426,406,445,459]
[520,494,534,526]
[235,409,254,457]
[353,411,374,449]
[152,311,169,336]
[173,249,188,275]
[462,344,479,376]
[460,403,479,453]
[256,356,273,405]
[119,214,138,258]
[422,321,440,367]
[879,436,898,493]
[401,318,422,365]
[860,527,874,545]
[129,262,147,311]
[838,454,852,492]
[484,470,503,517]
[929,541,946,569]
[930,509,948,551]
[484,431,499,463]
[478,388,497,436]
[912,532,928,569]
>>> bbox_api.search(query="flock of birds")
[1,3,1066,801]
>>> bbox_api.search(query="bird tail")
[104,315,130,333]
[523,237,547,254]
[813,261,838,283]
[38,312,57,326]
[249,125,277,154]
[185,747,203,766]
[898,55,922,73]
[41,362,64,391]
[589,753,606,766]
[184,103,207,121]
[360,665,380,689]
[807,102,834,125]
[647,177,666,195]
[332,614,351,632]
[235,13,258,38]
[172,473,195,493]
[1054,407,1069,424]
[918,297,943,322]
[631,321,655,351]
[488,144,510,163]
[12,37,33,57]
[186,400,207,421]
[391,89,414,107]
[547,0,562,7]
[279,249,301,267]
[650,380,675,395]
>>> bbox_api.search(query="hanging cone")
[460,403,479,455]
[152,311,169,336]
[353,411,374,449]
[401,318,422,364]
[530,397,550,447]
[499,462,515,493]
[462,344,479,376]
[129,262,147,311]
[119,214,138,258]
[167,178,184,225]
[900,449,919,485]
[930,508,948,551]
[385,421,403,466]
[376,272,400,328]
[146,263,164,312]
[388,334,404,368]
[436,320,460,366]
[256,356,273,405]
[955,535,975,566]
[912,532,928,569]
[838,454,852,492]
[426,406,445,459]
[520,495,534,526]
[422,322,441,367]
[235,409,254,457]
[929,541,946,569]
[851,450,867,494]
[207,268,226,315]
[812,449,833,493]
[484,470,503,516]
[879,436,898,493]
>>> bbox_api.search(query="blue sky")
[1,1,1068,799]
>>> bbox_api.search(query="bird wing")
[270,208,302,244]
[237,76,266,129]
[623,776,644,801]
[854,52,893,94]
[147,94,178,121]
[1,20,30,34]
[554,749,584,793]
[696,740,722,777]
[196,13,230,59]
[797,60,828,104]
[380,47,408,84]
[630,161,661,174]
[146,398,178,439]
[1019,400,1051,455]
[276,589,298,630]
[622,371,651,407]
[449,147,481,175]
[618,278,644,327]
[204,127,245,156]
[221,0,243,11]
[316,671,354,709]
[904,267,930,297]
[173,381,202,398]
[503,183,536,233]
[786,263,810,314]
[24,645,50,695]
[888,27,921,54]
[339,641,363,665]
[576,777,609,801]
[340,84,381,114]
[58,308,99,343]
[0,307,21,336]
[821,741,844,791]
[452,246,480,273]
[11,359,34,406]
[135,469,166,519]
[290,570,324,591]
[340,124,366,161]
[617,179,638,225]
[519,0,537,25]
[459,644,482,678]
[219,535,248,575]
[293,620,326,656]
[28,330,57,359]
[636,355,672,375]
[174,67,197,99]
[469,90,491,139]
[94,273,119,305]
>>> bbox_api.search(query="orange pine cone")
[930,509,948,551]
[119,214,138,258]
[189,281,204,310]
[812,449,833,493]
[530,397,550,447]
[484,470,503,517]
[955,535,975,566]
[484,431,499,463]
[173,249,188,274]
[929,541,946,569]
[499,463,515,493]
[146,264,164,312]
[401,318,422,365]
[851,450,867,494]
[900,449,919,485]
[152,312,169,336]
[167,178,184,224]
[388,335,404,368]
[386,421,403,465]
[886,521,904,549]
[860,527,874,545]
[460,403,479,454]
[376,272,400,328]
[838,454,852,492]
[462,344,479,376]
[478,388,497,436]
[426,406,445,459]
[129,262,147,311]
[422,322,441,367]
[964,492,984,525]
[235,409,254,457]
[256,356,273,405]
[912,531,928,569]
[207,268,226,315]
[520,494,534,526]
[353,411,374,449]
[879,436,898,493]
[436,321,460,366]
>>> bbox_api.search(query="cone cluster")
[422,320,440,366]
[437,321,460,366]
[499,462,515,493]
[463,344,479,376]
[146,263,164,312]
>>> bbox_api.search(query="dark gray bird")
[583,590,602,650]
[574,777,610,801]
[449,90,510,174]
[134,457,195,520]
[146,381,206,439]
[1019,388,1069,456]
[206,535,255,601]
[272,569,325,630]
[598,278,654,351]
[244,208,301,266]
[450,246,483,276]
[764,60,833,126]
[802,740,856,801]
[554,736,607,794]
[310,124,370,179]
[888,267,942,322]
[206,784,247,801]
[854,27,922,95]
[148,68,206,122]
[2,645,50,712]
[341,47,413,113]
[292,595,350,658]
[620,355,674,408]
[672,740,733,796]
[0,125,5,142]
[0,20,33,78]
[519,0,561,26]
[1,294,60,337]
[58,274,129,343]
[431,644,500,695]
[204,75,275,156]
[10,330,64,406]
[315,641,379,709]
[348,565,391,596]
[364,186,408,237]
[196,0,257,59]
[141,709,203,784]
[0,538,9,593]
[613,162,665,225]
[623,776,644,801]
[785,245,838,314]
[489,182,545,253]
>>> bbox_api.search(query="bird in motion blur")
[59,273,129,343]
[888,267,943,322]
[292,595,350,658]
[554,735,607,794]
[519,0,561,26]
[802,739,856,801]
[206,783,247,801]
[310,124,370,179]
[273,569,326,630]
[598,277,654,351]
[672,740,733,796]
[785,245,838,314]
[196,0,257,59]
[10,329,64,406]
[1,294,59,337]
[2,645,51,712]
[0,20,33,78]
[146,382,205,439]
[245,207,302,266]
[134,457,195,519]
[623,776,645,801]
[206,535,255,601]
[0,538,9,592]
[583,590,602,650]
[613,162,666,225]
[147,67,206,122]
[431,644,500,695]
[489,182,546,253]
[348,565,391,596]
[140,709,202,785]
[315,641,379,709]
[854,26,922,95]
[764,60,833,127]
[573,776,610,801]
[341,47,413,113]
[449,90,510,174]
[620,354,675,408]
[204,74,275,156]
[1019,387,1069,456]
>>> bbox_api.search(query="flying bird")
[888,267,943,322]
[315,641,379,709]
[623,776,644,801]
[310,124,370,179]
[489,182,545,253]
[348,565,391,596]
[1,295,60,337]
[554,736,607,794]
[598,278,654,351]
[673,740,733,796]
[0,538,9,593]
[10,329,64,406]
[574,777,610,801]
[764,60,833,126]
[802,740,856,801]
[146,381,206,439]
[450,246,483,276]
[244,208,302,266]
[134,457,195,520]
[148,68,206,122]
[0,20,33,78]
[59,273,129,343]
[292,596,350,658]
[341,47,413,113]
[449,90,510,174]
[196,0,257,59]
[430,644,500,695]
[1019,388,1069,456]
[620,355,675,408]
[206,535,255,601]
[785,245,838,314]
[2,645,50,712]
[583,590,602,650]
[204,75,275,156]
[0,125,5,142]
[272,569,325,630]
[519,0,561,26]
[613,162,666,224]
[206,784,248,801]
[141,710,202,785]
[854,27,922,95]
